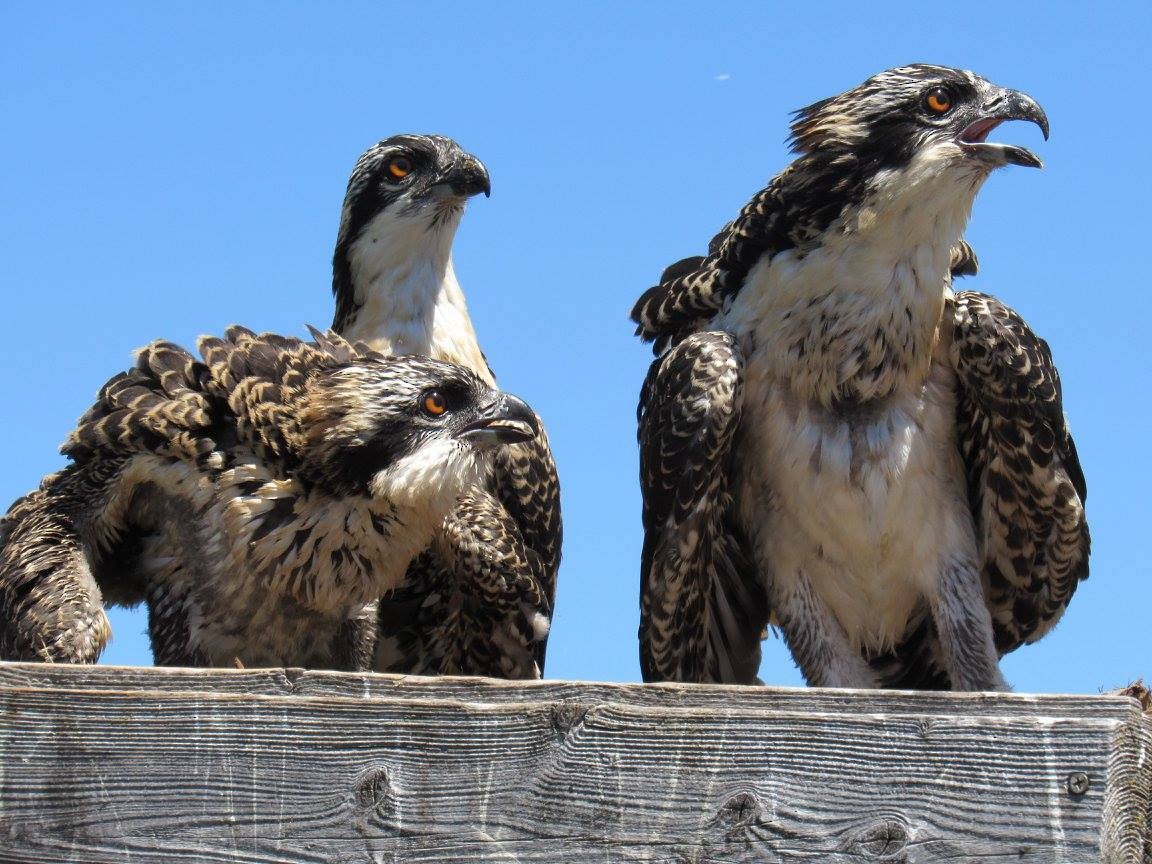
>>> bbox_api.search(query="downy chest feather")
[718,151,978,404]
[732,355,973,651]
[110,455,429,663]
[719,173,980,650]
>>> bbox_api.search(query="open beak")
[434,153,491,199]
[457,393,538,449]
[957,88,1049,169]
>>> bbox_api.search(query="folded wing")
[637,331,767,683]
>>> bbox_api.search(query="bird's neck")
[729,158,985,406]
[847,149,986,254]
[334,214,493,385]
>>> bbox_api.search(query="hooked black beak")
[437,153,491,198]
[457,393,537,449]
[957,87,1049,169]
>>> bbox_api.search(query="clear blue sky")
[2,2,1147,692]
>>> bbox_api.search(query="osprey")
[332,134,562,678]
[633,65,1088,690]
[0,327,538,668]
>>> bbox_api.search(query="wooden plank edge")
[0,661,1139,721]
[1100,698,1152,864]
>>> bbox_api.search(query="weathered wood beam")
[0,661,1134,717]
[0,662,1146,863]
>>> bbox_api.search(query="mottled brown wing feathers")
[658,255,707,286]
[630,179,794,347]
[373,420,562,678]
[949,291,1089,653]
[63,327,360,474]
[14,337,226,656]
[306,325,362,364]
[440,490,550,678]
[489,425,562,671]
[63,341,216,465]
[491,428,562,590]
[949,240,980,278]
[3,327,369,663]
[638,331,767,683]
[197,327,359,466]
[0,474,114,663]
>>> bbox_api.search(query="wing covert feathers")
[63,342,216,465]
[490,425,562,670]
[950,291,1089,652]
[631,177,798,348]
[440,489,551,678]
[62,327,364,471]
[373,492,549,679]
[637,331,767,683]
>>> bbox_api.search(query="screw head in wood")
[1065,771,1090,796]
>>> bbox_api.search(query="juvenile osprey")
[0,328,538,668]
[332,134,562,678]
[633,65,1088,690]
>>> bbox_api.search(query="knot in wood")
[850,818,910,859]
[353,766,393,812]
[717,790,761,828]
[549,703,588,742]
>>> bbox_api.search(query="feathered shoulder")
[630,168,803,350]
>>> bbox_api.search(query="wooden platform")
[0,662,1147,862]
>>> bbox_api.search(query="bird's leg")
[331,602,379,672]
[772,568,882,689]
[929,556,1008,691]
[146,582,211,667]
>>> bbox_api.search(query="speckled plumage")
[331,134,562,678]
[0,327,540,668]
[634,65,1087,690]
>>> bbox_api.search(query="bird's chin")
[426,198,467,230]
[398,194,466,228]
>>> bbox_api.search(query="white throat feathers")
[722,145,989,405]
[341,206,494,386]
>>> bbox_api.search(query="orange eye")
[422,390,447,416]
[387,156,412,179]
[924,87,952,114]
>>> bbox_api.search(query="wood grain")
[0,660,1134,717]
[0,662,1146,863]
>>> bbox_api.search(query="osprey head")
[335,134,489,245]
[791,65,1049,179]
[301,355,535,506]
[331,134,490,337]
